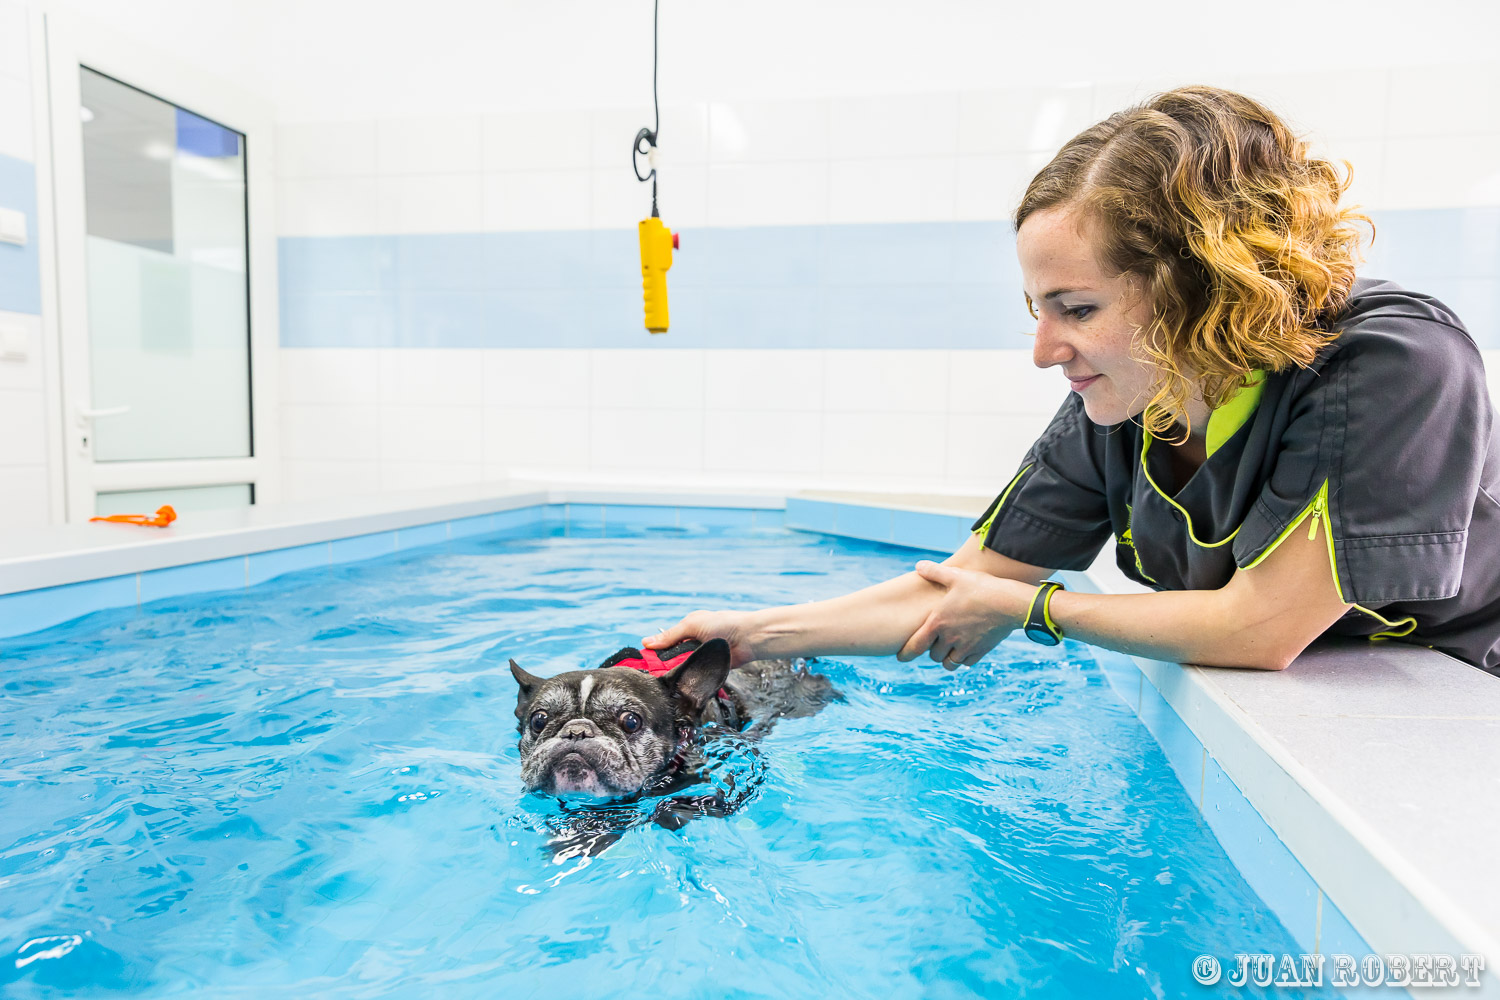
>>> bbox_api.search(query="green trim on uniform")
[1139,431,1240,548]
[1240,478,1420,641]
[1205,370,1267,458]
[972,463,1033,539]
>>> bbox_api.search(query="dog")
[509,638,839,856]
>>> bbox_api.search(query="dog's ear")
[659,638,733,717]
[510,659,542,723]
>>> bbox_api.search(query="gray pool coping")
[1,480,1496,990]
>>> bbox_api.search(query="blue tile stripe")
[0,152,42,316]
[786,498,973,553]
[280,210,1500,350]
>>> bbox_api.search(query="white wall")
[0,0,52,527]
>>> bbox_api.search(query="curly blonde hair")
[1016,85,1372,441]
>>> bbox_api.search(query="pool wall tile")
[678,506,757,527]
[603,504,680,528]
[889,510,968,552]
[330,530,398,563]
[395,522,450,550]
[0,574,138,639]
[751,509,785,529]
[247,543,331,586]
[564,504,606,533]
[831,504,892,544]
[139,557,245,604]
[785,497,837,534]
[1201,756,1323,953]
[1136,679,1205,800]
[448,513,496,538]
[1316,892,1371,959]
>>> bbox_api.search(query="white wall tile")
[0,73,33,162]
[1485,350,1500,410]
[589,407,704,471]
[704,410,820,474]
[376,173,483,234]
[482,406,591,469]
[0,2,28,83]
[277,177,381,236]
[378,404,482,463]
[0,389,45,464]
[379,461,482,492]
[588,350,704,409]
[591,104,709,168]
[376,115,483,175]
[280,403,380,460]
[820,411,948,482]
[281,459,381,502]
[709,99,830,163]
[279,348,379,405]
[377,349,483,406]
[591,160,706,230]
[703,349,823,411]
[481,349,591,409]
[959,86,1095,155]
[0,311,43,391]
[1089,77,1239,122]
[483,168,591,231]
[954,152,1049,222]
[829,157,956,224]
[707,162,828,227]
[1306,137,1384,212]
[1387,64,1500,139]
[946,350,1069,415]
[821,350,948,414]
[0,463,48,525]
[1236,71,1389,142]
[831,93,959,158]
[942,412,1054,496]
[1384,135,1500,210]
[275,121,377,178]
[482,109,592,171]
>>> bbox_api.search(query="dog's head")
[510,638,734,799]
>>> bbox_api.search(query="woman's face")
[1015,205,1165,427]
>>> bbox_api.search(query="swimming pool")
[0,516,1335,997]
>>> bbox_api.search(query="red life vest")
[612,647,730,702]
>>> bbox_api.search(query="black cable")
[631,0,660,217]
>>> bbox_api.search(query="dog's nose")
[560,719,600,741]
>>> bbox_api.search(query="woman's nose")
[1032,316,1075,370]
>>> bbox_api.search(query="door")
[45,15,278,522]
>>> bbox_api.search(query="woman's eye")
[529,711,548,734]
[1064,306,1094,320]
[619,712,642,734]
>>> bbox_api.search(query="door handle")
[76,403,131,425]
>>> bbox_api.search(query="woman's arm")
[642,535,1052,667]
[901,515,1352,670]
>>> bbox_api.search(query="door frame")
[42,12,280,521]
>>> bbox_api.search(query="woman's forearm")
[743,571,944,660]
[1046,587,1295,669]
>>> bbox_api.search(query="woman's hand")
[642,610,760,669]
[897,560,1033,668]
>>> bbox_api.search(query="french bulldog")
[509,638,840,851]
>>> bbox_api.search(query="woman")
[647,86,1500,676]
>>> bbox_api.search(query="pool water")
[0,523,1325,998]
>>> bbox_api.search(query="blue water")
[0,524,1323,998]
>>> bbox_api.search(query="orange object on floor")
[90,504,177,528]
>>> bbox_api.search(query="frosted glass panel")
[80,68,251,462]
[96,484,252,517]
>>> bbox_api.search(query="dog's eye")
[619,712,642,734]
[529,710,548,734]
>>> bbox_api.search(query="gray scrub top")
[972,278,1500,675]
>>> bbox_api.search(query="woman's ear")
[659,638,733,715]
